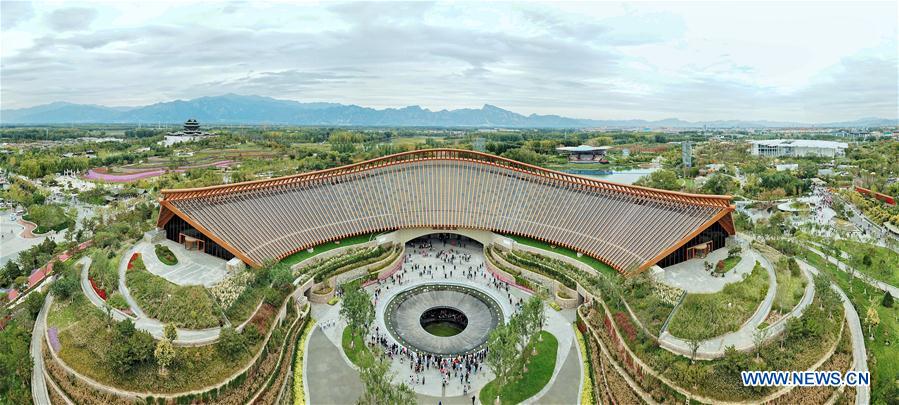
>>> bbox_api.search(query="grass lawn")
[755,243,807,313]
[831,239,899,287]
[341,326,368,368]
[423,322,463,337]
[126,255,222,329]
[716,255,740,273]
[505,235,618,278]
[479,331,558,405]
[797,248,899,404]
[667,261,769,340]
[280,233,378,267]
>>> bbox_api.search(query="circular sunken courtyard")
[384,283,503,356]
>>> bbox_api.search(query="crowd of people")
[355,234,531,396]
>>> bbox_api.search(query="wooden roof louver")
[158,149,734,274]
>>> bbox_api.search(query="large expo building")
[157,149,735,275]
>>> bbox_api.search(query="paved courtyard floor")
[0,211,51,267]
[653,237,758,293]
[306,235,580,404]
[137,239,228,287]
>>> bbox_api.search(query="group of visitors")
[368,325,488,396]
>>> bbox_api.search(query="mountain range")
[2,94,896,128]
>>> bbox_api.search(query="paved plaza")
[653,237,757,293]
[306,236,579,403]
[137,239,228,287]
[0,211,55,267]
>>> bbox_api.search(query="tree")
[634,169,680,191]
[0,320,33,404]
[154,339,176,376]
[752,328,769,360]
[24,291,45,321]
[687,337,701,364]
[486,323,520,402]
[50,270,78,301]
[164,323,178,341]
[340,283,375,342]
[218,326,246,358]
[356,350,416,405]
[500,148,543,166]
[865,303,880,341]
[702,174,736,195]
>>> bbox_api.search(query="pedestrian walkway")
[804,242,899,297]
[657,250,817,359]
[796,258,869,405]
[75,249,223,345]
[307,235,579,403]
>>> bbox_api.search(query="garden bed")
[666,261,769,340]
[125,255,222,328]
[479,331,558,405]
[153,244,178,266]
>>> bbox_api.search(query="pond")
[573,167,659,185]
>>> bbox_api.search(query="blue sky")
[1,1,896,122]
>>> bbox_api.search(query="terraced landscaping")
[125,255,222,329]
[666,261,769,340]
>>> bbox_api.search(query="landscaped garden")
[829,239,899,286]
[280,233,379,268]
[666,261,769,340]
[45,263,306,399]
[479,331,558,405]
[753,242,808,314]
[582,274,845,402]
[23,204,74,234]
[778,241,899,404]
[154,243,178,265]
[341,325,367,367]
[125,254,223,328]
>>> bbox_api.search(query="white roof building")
[750,140,848,158]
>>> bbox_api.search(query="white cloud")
[0,1,896,122]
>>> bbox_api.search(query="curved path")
[31,293,53,405]
[796,258,870,405]
[658,249,816,359]
[74,251,223,345]
[804,242,899,298]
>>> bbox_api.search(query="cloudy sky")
[1,1,896,122]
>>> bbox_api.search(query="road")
[797,259,870,405]
[30,294,53,405]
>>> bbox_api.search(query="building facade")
[157,149,735,275]
[750,140,848,158]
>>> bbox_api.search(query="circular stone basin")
[420,307,469,337]
[384,284,502,355]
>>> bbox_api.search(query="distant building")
[556,145,610,164]
[775,163,799,172]
[161,119,213,146]
[750,140,848,158]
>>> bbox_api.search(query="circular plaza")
[384,283,502,355]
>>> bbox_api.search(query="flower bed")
[574,325,595,405]
[293,319,316,405]
[210,272,253,309]
[48,327,62,353]
[88,277,107,300]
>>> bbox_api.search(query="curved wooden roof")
[159,148,734,274]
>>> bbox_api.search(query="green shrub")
[154,244,178,265]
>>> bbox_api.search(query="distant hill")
[2,94,896,128]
